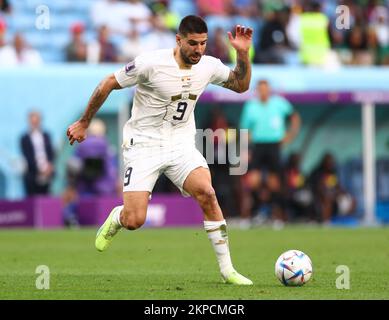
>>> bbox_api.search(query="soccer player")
[67,15,253,285]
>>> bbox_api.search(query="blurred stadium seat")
[24,30,51,49]
[169,0,198,19]
[39,48,65,63]
[8,12,35,31]
[43,0,73,13]
[48,30,70,49]
[49,13,88,31]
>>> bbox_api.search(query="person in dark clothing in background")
[20,111,55,196]
[254,7,291,64]
[309,153,356,224]
[284,152,316,222]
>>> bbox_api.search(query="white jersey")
[114,48,230,148]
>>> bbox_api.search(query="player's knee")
[194,186,217,204]
[121,208,145,230]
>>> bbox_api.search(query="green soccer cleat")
[222,270,253,285]
[95,206,123,252]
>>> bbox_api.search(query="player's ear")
[176,34,181,46]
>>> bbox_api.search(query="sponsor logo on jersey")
[125,61,135,74]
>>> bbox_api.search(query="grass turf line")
[0,226,388,299]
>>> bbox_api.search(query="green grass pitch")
[0,226,388,299]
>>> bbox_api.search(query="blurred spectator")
[62,177,79,227]
[345,23,376,65]
[0,17,6,46]
[207,26,231,63]
[284,153,316,222]
[20,111,55,196]
[254,7,291,64]
[286,4,302,50]
[150,1,180,32]
[196,0,233,17]
[299,1,331,66]
[239,79,300,228]
[369,5,389,64]
[119,13,177,62]
[1,0,386,66]
[90,0,125,34]
[123,0,153,35]
[0,33,43,66]
[65,22,87,62]
[0,0,11,14]
[141,14,176,52]
[63,118,118,226]
[91,0,152,36]
[231,0,258,18]
[329,27,347,58]
[72,118,118,196]
[309,153,356,224]
[87,25,118,63]
[259,0,285,14]
[0,18,11,65]
[119,27,144,62]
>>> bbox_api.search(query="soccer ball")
[275,250,313,286]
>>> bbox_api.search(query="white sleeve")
[114,57,145,88]
[209,58,231,86]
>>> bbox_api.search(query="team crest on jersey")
[181,76,192,88]
[125,61,135,74]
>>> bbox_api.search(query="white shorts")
[122,143,208,196]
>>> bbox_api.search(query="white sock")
[112,205,124,227]
[204,220,234,278]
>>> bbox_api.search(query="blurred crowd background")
[1,0,389,229]
[1,0,389,66]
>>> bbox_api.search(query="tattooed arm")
[67,74,121,145]
[223,51,251,93]
[223,25,253,93]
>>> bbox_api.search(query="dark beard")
[180,48,199,65]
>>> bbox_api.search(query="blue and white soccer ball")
[275,250,313,286]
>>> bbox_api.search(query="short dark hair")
[310,1,321,11]
[178,15,208,37]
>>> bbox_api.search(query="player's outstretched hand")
[227,25,253,53]
[66,120,88,145]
